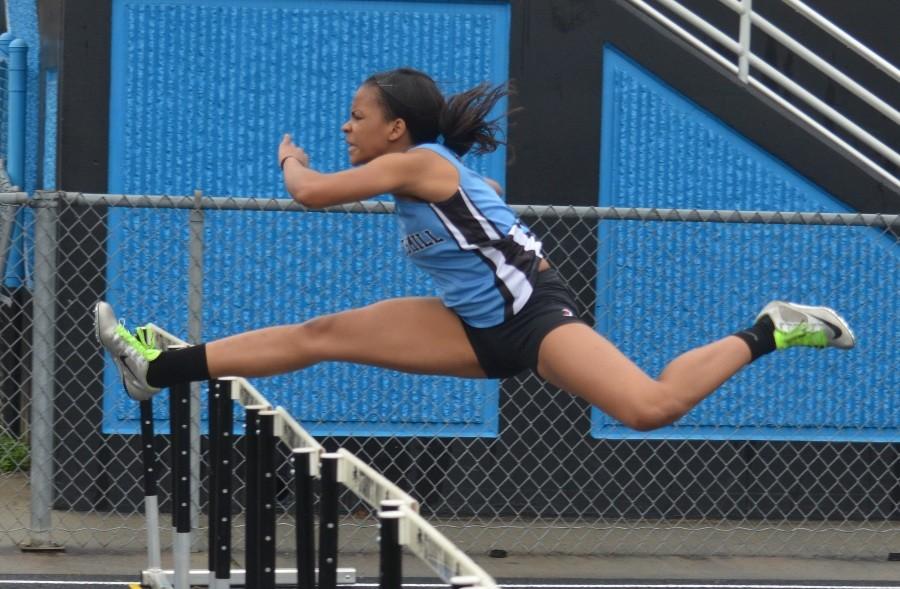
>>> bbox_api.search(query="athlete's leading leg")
[96,297,485,400]
[204,297,484,378]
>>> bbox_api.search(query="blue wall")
[593,46,898,442]
[104,0,510,436]
[41,68,56,190]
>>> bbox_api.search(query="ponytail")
[440,82,509,157]
[364,68,513,157]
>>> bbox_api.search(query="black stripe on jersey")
[429,193,518,320]
[433,189,500,242]
[432,188,541,320]
[480,250,517,323]
[452,187,541,281]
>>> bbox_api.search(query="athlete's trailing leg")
[536,301,854,431]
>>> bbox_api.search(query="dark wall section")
[506,0,899,212]
[506,1,604,206]
[44,0,114,510]
[56,0,111,193]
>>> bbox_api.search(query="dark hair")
[364,67,510,157]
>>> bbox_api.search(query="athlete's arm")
[279,136,458,208]
[279,136,457,208]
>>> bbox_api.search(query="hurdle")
[135,323,499,589]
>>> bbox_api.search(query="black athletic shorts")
[459,268,587,379]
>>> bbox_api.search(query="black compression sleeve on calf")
[146,343,210,388]
[733,315,777,362]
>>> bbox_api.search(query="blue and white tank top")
[394,143,544,328]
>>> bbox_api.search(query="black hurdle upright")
[292,446,316,589]
[378,500,404,589]
[169,376,192,589]
[257,410,277,589]
[139,400,162,573]
[208,379,233,589]
[319,452,341,589]
[208,382,219,585]
[243,405,262,588]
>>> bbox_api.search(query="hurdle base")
[141,568,174,589]
[141,566,357,587]
[18,540,65,553]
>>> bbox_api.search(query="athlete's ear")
[387,118,407,142]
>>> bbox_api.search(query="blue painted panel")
[104,0,509,436]
[42,69,57,190]
[593,46,899,442]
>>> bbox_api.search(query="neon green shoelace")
[114,324,161,361]
[774,323,828,349]
[135,326,158,352]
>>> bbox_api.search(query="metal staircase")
[626,0,900,192]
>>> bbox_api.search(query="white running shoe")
[756,301,856,350]
[94,301,162,401]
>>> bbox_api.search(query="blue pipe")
[2,36,27,287]
[7,38,27,189]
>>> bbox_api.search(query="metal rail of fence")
[1,191,892,226]
[0,191,896,562]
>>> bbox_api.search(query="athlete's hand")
[278,134,310,170]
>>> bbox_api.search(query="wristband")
[280,155,299,171]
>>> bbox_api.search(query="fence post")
[23,190,61,551]
[188,189,204,533]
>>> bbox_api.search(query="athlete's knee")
[297,313,342,357]
[619,408,669,432]
[618,385,689,431]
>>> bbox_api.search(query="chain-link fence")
[0,191,897,561]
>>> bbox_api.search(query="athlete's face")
[341,85,406,166]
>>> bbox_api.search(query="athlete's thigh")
[313,297,486,378]
[536,322,658,420]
